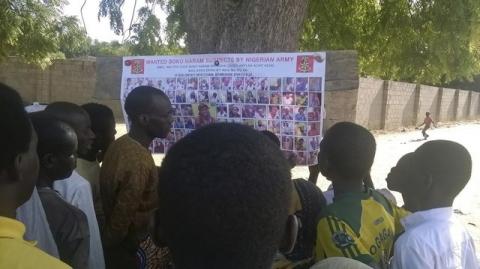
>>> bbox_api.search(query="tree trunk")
[183,0,309,54]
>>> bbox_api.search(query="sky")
[63,0,166,42]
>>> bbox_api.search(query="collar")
[77,158,99,166]
[126,134,151,153]
[333,186,372,202]
[0,216,26,240]
[401,207,453,230]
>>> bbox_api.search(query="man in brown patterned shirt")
[100,86,173,269]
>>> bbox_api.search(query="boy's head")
[124,86,173,139]
[261,130,281,147]
[0,83,39,211]
[81,103,117,157]
[426,112,431,117]
[155,123,292,269]
[401,140,471,212]
[318,122,376,182]
[45,102,95,158]
[386,152,416,192]
[31,112,77,182]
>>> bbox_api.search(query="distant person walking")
[417,112,436,139]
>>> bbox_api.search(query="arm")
[67,213,90,269]
[308,164,320,184]
[103,168,148,247]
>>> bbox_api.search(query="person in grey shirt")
[31,112,90,269]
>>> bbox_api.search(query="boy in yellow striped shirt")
[314,122,408,268]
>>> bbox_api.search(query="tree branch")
[80,0,88,35]
[123,0,138,42]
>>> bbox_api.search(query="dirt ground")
[116,121,480,257]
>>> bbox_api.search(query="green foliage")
[88,40,132,56]
[0,0,92,67]
[55,16,90,58]
[98,0,125,35]
[301,0,480,86]
[159,0,186,46]
[129,7,163,55]
[98,0,185,55]
[1,0,64,67]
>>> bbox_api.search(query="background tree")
[1,0,92,66]
[89,40,132,57]
[98,0,309,53]
[301,0,480,86]
[1,0,64,67]
[55,16,90,58]
[181,0,309,53]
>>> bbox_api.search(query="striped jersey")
[315,188,409,267]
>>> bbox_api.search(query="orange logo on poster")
[124,59,145,74]
[296,55,314,73]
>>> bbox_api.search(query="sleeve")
[315,216,374,265]
[392,206,410,235]
[391,238,431,269]
[60,211,90,269]
[103,167,149,247]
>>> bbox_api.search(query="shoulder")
[53,172,91,197]
[103,135,153,167]
[40,190,88,224]
[0,239,70,269]
[395,221,445,251]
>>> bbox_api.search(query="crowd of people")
[0,82,478,269]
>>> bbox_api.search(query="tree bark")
[183,0,309,54]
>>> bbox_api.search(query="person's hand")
[308,164,321,184]
[286,152,297,169]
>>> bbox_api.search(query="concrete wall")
[0,58,44,103]
[355,78,385,130]
[470,92,480,119]
[384,81,417,130]
[438,88,457,122]
[456,90,470,120]
[324,89,358,130]
[416,85,440,125]
[1,57,479,130]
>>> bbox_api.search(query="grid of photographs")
[123,76,323,165]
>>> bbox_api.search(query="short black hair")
[30,112,76,158]
[124,86,168,122]
[45,102,89,127]
[321,122,376,180]
[413,140,471,198]
[158,123,291,269]
[261,130,281,147]
[0,83,32,171]
[81,103,114,133]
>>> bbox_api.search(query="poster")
[121,52,325,165]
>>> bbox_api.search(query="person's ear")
[422,172,434,191]
[8,154,23,181]
[138,114,150,126]
[279,214,299,255]
[40,153,56,169]
[318,154,332,178]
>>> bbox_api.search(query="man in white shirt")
[17,104,59,258]
[16,187,60,258]
[45,102,105,269]
[390,140,478,269]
